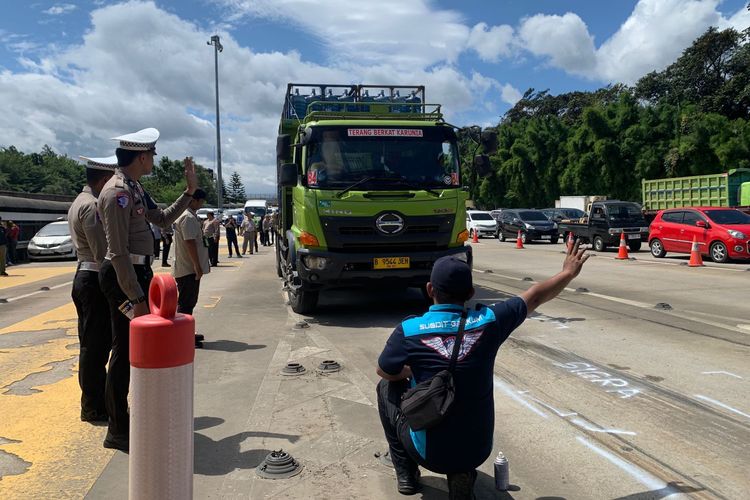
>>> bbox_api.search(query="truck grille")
[322,214,455,253]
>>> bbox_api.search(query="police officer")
[68,155,117,422]
[98,128,197,451]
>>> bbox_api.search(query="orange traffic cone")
[616,232,629,260]
[472,229,479,243]
[688,235,704,267]
[566,232,574,251]
[516,230,524,249]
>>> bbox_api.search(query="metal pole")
[209,35,223,209]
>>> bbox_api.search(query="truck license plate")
[627,234,640,240]
[373,257,410,269]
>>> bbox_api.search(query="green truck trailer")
[642,169,750,215]
[275,83,487,313]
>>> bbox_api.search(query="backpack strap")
[447,309,468,373]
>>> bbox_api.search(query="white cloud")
[518,12,597,76]
[467,22,514,62]
[500,84,522,106]
[43,4,77,15]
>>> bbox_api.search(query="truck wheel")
[649,239,666,258]
[627,241,642,252]
[710,241,729,263]
[593,236,606,252]
[287,288,319,314]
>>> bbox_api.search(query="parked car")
[648,207,750,263]
[466,210,497,238]
[196,207,223,220]
[27,221,76,260]
[541,208,585,222]
[497,209,558,244]
[489,209,506,221]
[222,208,244,224]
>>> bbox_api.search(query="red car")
[649,207,750,263]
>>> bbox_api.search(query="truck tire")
[627,241,642,252]
[593,236,606,252]
[287,288,319,314]
[710,241,729,263]
[649,239,666,258]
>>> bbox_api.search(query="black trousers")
[176,274,201,315]
[226,235,240,257]
[71,269,112,418]
[99,259,153,440]
[153,238,160,259]
[161,237,171,265]
[376,379,424,474]
[208,237,219,266]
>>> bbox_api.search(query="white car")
[27,221,76,260]
[196,207,223,220]
[466,210,497,239]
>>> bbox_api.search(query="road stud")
[616,232,629,260]
[688,236,704,267]
[130,274,195,500]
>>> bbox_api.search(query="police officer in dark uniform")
[98,128,197,451]
[67,155,117,422]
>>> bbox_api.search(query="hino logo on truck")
[376,213,405,235]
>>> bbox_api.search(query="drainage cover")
[256,450,303,479]
[654,303,673,310]
[294,321,309,329]
[374,450,394,469]
[281,363,306,376]
[0,298,7,304]
[523,277,533,282]
[483,269,494,274]
[317,360,341,374]
[40,286,50,291]
[575,287,589,293]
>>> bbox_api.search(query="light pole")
[207,35,223,209]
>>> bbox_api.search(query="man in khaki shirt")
[67,155,116,423]
[174,189,210,347]
[98,127,197,452]
[203,210,220,266]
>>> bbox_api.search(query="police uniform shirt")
[377,298,527,472]
[99,168,191,300]
[68,186,108,263]
[173,208,210,279]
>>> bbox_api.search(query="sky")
[1,0,749,195]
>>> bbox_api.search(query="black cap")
[430,256,472,296]
[192,188,207,200]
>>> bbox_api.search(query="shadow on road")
[201,340,266,352]
[612,482,703,500]
[193,416,300,476]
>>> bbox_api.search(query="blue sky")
[1,0,749,194]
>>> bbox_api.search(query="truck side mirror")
[279,163,298,187]
[473,154,492,177]
[480,129,498,154]
[276,135,291,162]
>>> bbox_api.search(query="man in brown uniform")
[98,128,197,451]
[68,155,117,423]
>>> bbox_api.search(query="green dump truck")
[642,169,750,218]
[275,84,484,314]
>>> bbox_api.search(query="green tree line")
[463,26,750,209]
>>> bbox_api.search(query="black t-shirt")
[378,298,527,472]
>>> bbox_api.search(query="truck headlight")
[728,230,747,239]
[302,255,329,270]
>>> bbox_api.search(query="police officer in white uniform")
[98,128,197,451]
[68,155,117,423]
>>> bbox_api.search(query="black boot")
[396,467,420,495]
[447,470,477,500]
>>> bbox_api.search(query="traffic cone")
[566,232,574,251]
[688,235,704,267]
[516,230,524,249]
[472,229,479,243]
[616,232,629,260]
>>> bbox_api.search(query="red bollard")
[130,274,195,500]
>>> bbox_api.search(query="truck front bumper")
[296,245,472,289]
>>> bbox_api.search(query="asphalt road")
[0,238,748,499]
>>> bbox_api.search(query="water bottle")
[493,452,509,491]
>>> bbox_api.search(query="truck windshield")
[607,204,643,220]
[305,126,459,190]
[704,209,750,224]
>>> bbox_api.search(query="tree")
[228,171,246,203]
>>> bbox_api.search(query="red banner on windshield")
[347,128,424,137]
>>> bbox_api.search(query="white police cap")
[111,127,160,151]
[79,155,118,171]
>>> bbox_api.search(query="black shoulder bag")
[400,309,467,431]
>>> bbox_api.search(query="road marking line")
[701,371,743,379]
[694,394,750,419]
[576,436,681,494]
[3,281,73,303]
[203,296,222,308]
[569,417,636,436]
[493,376,548,419]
